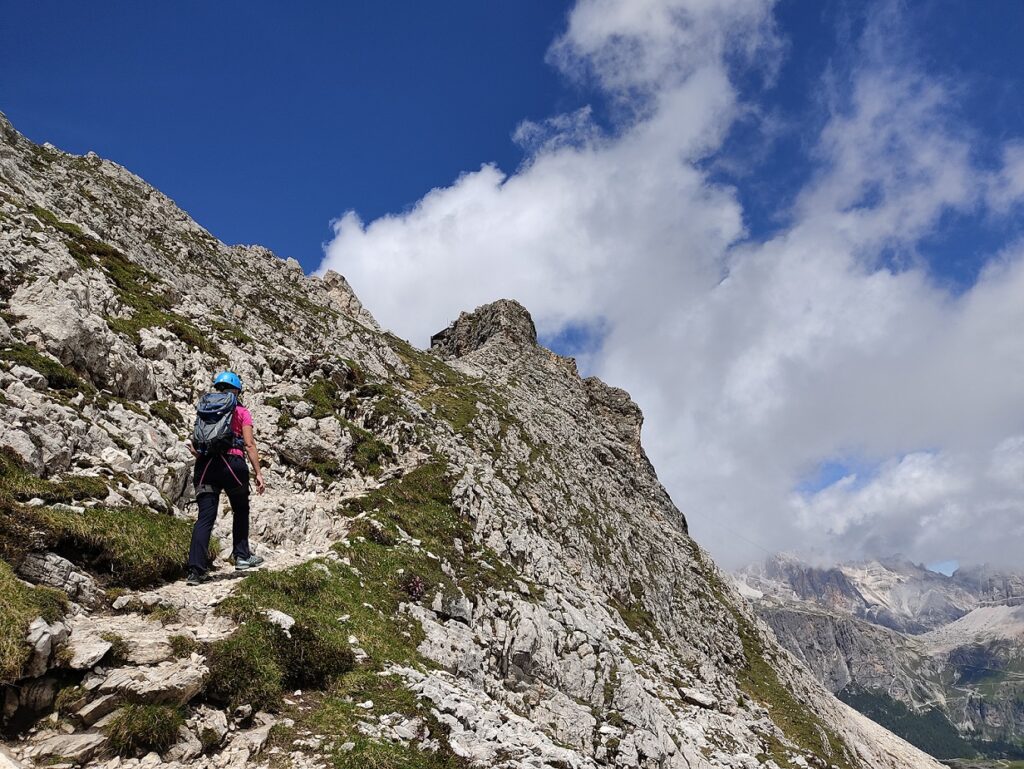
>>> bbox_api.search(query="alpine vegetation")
[0,114,945,768]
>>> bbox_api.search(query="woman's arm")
[241,424,266,494]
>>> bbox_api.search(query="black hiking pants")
[187,454,252,573]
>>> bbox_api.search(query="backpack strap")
[232,404,245,450]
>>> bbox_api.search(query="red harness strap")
[197,457,214,487]
[222,455,245,488]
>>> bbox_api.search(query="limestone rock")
[430,299,537,358]
[190,705,229,748]
[68,638,112,671]
[30,731,107,763]
[74,694,120,727]
[264,609,295,636]
[321,270,380,330]
[18,552,101,607]
[24,617,68,678]
[430,587,473,624]
[9,278,155,399]
[10,365,46,390]
[165,725,203,762]
[68,614,174,666]
[97,658,207,705]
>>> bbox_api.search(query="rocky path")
[5,510,359,769]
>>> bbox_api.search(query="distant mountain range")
[735,554,1024,764]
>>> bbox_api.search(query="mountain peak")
[429,298,537,358]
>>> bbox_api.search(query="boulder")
[680,687,717,710]
[164,725,203,762]
[97,658,207,705]
[190,705,229,748]
[18,552,101,607]
[68,638,113,670]
[75,694,120,727]
[264,609,295,636]
[9,365,46,390]
[24,617,69,678]
[30,731,107,763]
[0,427,42,473]
[431,588,473,625]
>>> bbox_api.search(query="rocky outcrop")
[430,298,538,358]
[760,605,942,703]
[17,552,101,608]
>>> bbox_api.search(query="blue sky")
[4,1,1024,568]
[0,1,578,268]
[6,2,1024,286]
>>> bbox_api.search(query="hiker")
[185,371,267,585]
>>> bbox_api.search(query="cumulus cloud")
[320,0,1024,569]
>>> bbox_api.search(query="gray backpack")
[192,392,241,456]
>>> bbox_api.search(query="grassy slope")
[0,446,213,683]
[209,463,481,767]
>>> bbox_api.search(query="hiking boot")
[186,569,209,586]
[234,554,265,571]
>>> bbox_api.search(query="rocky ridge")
[0,113,942,769]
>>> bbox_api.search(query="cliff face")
[738,556,1024,760]
[0,114,942,769]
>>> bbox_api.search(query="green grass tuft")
[341,463,518,600]
[205,620,285,710]
[150,400,184,427]
[387,335,504,436]
[105,704,184,756]
[312,669,470,769]
[205,614,354,710]
[216,460,523,764]
[168,634,199,659]
[24,504,210,587]
[29,205,85,239]
[211,318,253,346]
[0,447,108,505]
[53,684,86,714]
[100,631,131,665]
[349,423,394,477]
[295,377,395,478]
[0,451,211,586]
[0,342,92,391]
[0,559,68,684]
[304,377,347,419]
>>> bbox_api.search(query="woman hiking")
[185,371,267,585]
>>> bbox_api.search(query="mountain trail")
[0,111,946,769]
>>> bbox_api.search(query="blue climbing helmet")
[213,371,243,392]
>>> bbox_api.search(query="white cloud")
[320,0,1024,569]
